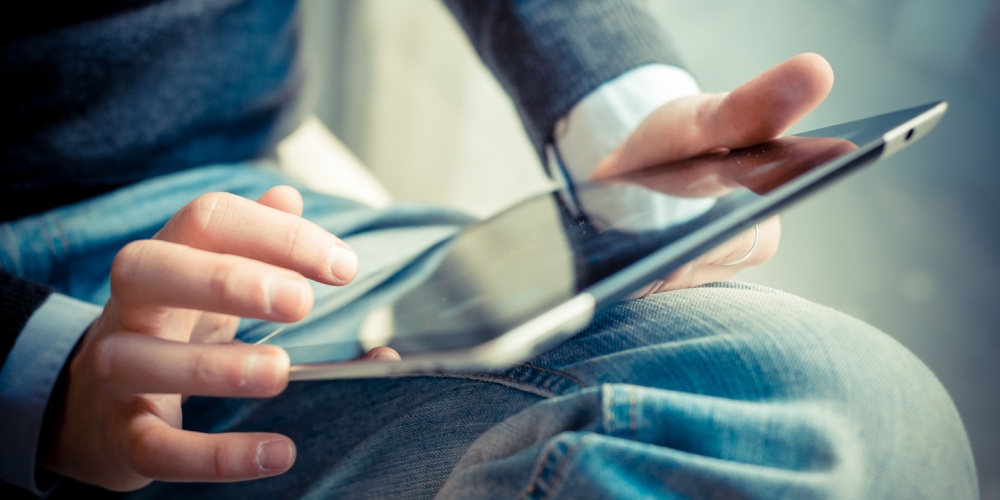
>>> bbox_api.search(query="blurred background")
[302,0,999,495]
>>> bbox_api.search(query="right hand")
[39,186,374,491]
[592,53,835,291]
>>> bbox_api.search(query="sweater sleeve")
[441,0,685,157]
[0,270,102,495]
[0,270,51,364]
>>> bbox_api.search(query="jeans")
[4,163,977,499]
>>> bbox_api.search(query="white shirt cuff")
[553,63,701,180]
[551,64,715,231]
[0,294,101,495]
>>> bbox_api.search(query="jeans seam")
[518,434,589,500]
[629,385,638,442]
[424,372,561,398]
[542,435,587,500]
[425,363,587,399]
[517,362,587,390]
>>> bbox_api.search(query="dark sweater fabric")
[444,0,682,158]
[0,0,305,221]
[1,0,683,223]
[0,0,685,376]
[2,1,683,491]
[0,0,677,376]
[0,0,685,363]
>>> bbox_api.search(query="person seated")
[0,1,977,498]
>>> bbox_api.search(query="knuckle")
[175,192,229,240]
[284,218,306,260]
[196,313,238,342]
[188,347,245,391]
[90,337,117,386]
[188,347,220,388]
[720,94,769,146]
[284,219,326,280]
[207,258,239,304]
[209,439,243,478]
[208,255,276,317]
[110,241,150,291]
[124,430,161,478]
[250,277,271,315]
[723,234,753,264]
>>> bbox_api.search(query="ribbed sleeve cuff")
[0,272,52,362]
[0,293,101,495]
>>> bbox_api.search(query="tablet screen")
[269,103,940,362]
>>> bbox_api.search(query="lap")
[21,167,970,498]
[129,283,976,499]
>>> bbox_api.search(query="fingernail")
[244,350,287,392]
[268,278,307,318]
[329,245,358,284]
[372,350,400,361]
[257,439,295,473]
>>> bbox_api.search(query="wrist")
[552,64,701,181]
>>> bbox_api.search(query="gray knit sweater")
[1,2,680,491]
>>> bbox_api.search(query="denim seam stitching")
[424,372,561,398]
[423,363,587,399]
[541,434,589,500]
[629,384,638,442]
[518,438,559,500]
[603,384,617,436]
[517,362,587,391]
[516,433,589,500]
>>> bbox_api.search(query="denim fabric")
[134,284,978,500]
[3,164,977,499]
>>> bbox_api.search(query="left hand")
[593,53,834,291]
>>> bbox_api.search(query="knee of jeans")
[680,284,980,498]
[551,284,979,497]
[790,316,977,497]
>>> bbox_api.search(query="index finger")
[155,192,358,285]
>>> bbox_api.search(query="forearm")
[442,0,684,156]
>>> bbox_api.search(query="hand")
[39,186,385,491]
[593,53,835,290]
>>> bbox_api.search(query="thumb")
[593,53,834,178]
[257,185,305,216]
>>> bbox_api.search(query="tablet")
[273,101,947,380]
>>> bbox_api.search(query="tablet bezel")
[286,101,948,381]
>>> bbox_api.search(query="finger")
[709,52,833,149]
[95,333,289,398]
[110,239,313,325]
[190,313,240,344]
[363,346,401,361]
[595,53,834,178]
[155,192,358,285]
[125,420,295,483]
[651,217,780,292]
[706,216,781,269]
[256,185,304,216]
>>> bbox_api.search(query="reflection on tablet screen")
[270,103,936,362]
